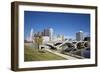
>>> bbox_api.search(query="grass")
[24,45,66,61]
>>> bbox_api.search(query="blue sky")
[24,11,90,39]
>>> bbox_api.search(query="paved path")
[45,49,78,60]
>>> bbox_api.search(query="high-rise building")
[76,31,84,41]
[41,31,44,36]
[30,28,34,41]
[44,29,49,36]
[49,28,53,41]
[37,32,42,36]
[33,28,54,41]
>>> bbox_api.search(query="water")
[81,48,90,58]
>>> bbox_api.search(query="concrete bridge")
[43,40,90,50]
[39,40,89,59]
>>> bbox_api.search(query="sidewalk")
[45,49,78,60]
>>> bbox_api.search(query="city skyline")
[24,11,90,40]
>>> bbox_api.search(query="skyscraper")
[49,28,53,41]
[44,29,49,36]
[30,28,34,41]
[76,31,84,41]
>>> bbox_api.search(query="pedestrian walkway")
[45,49,78,60]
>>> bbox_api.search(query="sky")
[24,11,90,40]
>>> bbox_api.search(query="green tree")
[84,42,90,48]
[34,37,39,50]
[34,36,43,51]
[38,36,43,45]
[77,42,85,49]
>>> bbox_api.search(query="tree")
[34,37,39,50]
[84,37,90,41]
[34,36,43,51]
[84,42,90,48]
[77,42,85,49]
[38,36,43,45]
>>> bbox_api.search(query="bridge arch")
[42,40,90,51]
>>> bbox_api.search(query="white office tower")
[76,31,84,41]
[49,28,53,41]
[30,28,34,41]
